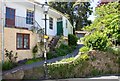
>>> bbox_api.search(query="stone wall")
[3,66,45,80]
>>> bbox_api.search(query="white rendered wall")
[4,2,73,36]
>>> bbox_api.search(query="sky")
[35,0,100,21]
[88,0,100,21]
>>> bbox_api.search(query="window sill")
[17,48,30,50]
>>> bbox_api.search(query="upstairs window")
[49,17,53,29]
[26,9,34,25]
[17,33,30,50]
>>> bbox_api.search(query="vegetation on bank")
[46,1,120,79]
[47,34,78,59]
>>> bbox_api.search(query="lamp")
[43,3,49,14]
[43,0,49,79]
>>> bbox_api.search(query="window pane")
[49,17,53,29]
[24,35,29,49]
[17,34,23,48]
[26,9,34,25]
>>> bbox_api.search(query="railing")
[5,15,43,31]
[5,15,44,42]
[15,16,32,29]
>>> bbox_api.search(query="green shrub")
[107,46,120,55]
[84,31,110,51]
[47,52,57,59]
[60,57,74,62]
[116,57,120,64]
[32,45,38,59]
[80,54,90,61]
[48,55,88,79]
[68,34,78,46]
[59,44,69,50]
[25,58,43,65]
[90,69,101,76]
[2,61,13,70]
[47,44,76,59]
[79,46,90,53]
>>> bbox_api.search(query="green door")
[57,21,63,35]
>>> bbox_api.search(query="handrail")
[4,14,43,33]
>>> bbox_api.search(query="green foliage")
[84,31,110,51]
[68,34,78,46]
[80,54,90,61]
[49,2,92,31]
[25,58,43,65]
[107,46,120,55]
[60,57,74,62]
[47,52,56,59]
[90,69,102,76]
[32,45,38,58]
[83,1,120,47]
[47,44,76,59]
[2,61,14,70]
[79,46,90,53]
[116,57,120,64]
[48,54,89,79]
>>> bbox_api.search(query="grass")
[25,58,44,65]
[60,57,74,62]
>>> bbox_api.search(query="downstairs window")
[17,33,30,50]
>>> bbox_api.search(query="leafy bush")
[47,52,58,59]
[79,46,90,53]
[32,45,38,59]
[60,57,74,62]
[90,69,102,76]
[68,34,78,46]
[48,54,89,79]
[80,54,90,61]
[107,46,120,55]
[2,61,13,70]
[84,31,110,51]
[59,44,69,50]
[47,44,76,59]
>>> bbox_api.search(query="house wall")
[4,27,38,61]
[62,17,68,37]
[67,20,73,35]
[0,0,2,62]
[0,33,1,62]
[5,2,73,37]
[47,14,57,36]
[0,1,74,61]
[5,2,58,36]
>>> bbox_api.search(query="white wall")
[62,17,68,37]
[4,2,73,37]
[47,14,57,36]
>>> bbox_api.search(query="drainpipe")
[1,0,4,64]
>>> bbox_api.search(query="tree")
[83,1,120,47]
[48,1,92,33]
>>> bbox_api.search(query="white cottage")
[0,0,73,61]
